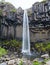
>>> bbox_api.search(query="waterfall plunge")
[22,10,31,55]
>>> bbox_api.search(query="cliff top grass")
[41,0,46,3]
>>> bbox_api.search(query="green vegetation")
[40,61,46,65]
[46,42,50,50]
[0,0,5,2]
[0,39,22,49]
[0,9,3,16]
[32,60,47,65]
[0,40,21,57]
[34,42,50,55]
[0,20,1,27]
[33,61,41,65]
[0,40,50,58]
[11,9,16,13]
[44,58,50,62]
[41,0,46,3]
[0,47,7,57]
[35,43,46,52]
[8,40,22,47]
[18,59,23,65]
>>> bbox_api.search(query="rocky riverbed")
[0,57,32,65]
[0,50,32,65]
[0,50,37,65]
[0,50,50,65]
[0,51,22,63]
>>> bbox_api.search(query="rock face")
[0,2,23,40]
[0,0,50,43]
[28,0,50,43]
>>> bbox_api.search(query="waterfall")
[22,10,31,55]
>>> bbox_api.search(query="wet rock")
[4,55,9,58]
[16,58,21,65]
[14,52,17,55]
[22,58,32,65]
[0,57,6,62]
[7,60,16,65]
[0,62,7,65]
[5,58,10,61]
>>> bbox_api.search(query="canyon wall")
[0,0,50,43]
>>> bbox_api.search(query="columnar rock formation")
[0,0,50,43]
[0,2,24,40]
[28,0,50,42]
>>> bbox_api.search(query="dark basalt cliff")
[0,0,50,43]
[28,0,50,27]
[0,2,24,24]
[0,2,24,40]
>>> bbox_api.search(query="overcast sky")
[1,0,42,9]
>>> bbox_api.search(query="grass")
[33,61,41,65]
[18,59,23,65]
[32,58,50,65]
[0,47,7,57]
[44,58,50,63]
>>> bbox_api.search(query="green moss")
[0,47,7,57]
[11,9,16,13]
[18,59,23,65]
[33,61,41,65]
[41,0,46,3]
[6,2,12,4]
[0,10,3,16]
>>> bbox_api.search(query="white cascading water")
[22,10,31,55]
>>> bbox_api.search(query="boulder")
[0,62,7,65]
[5,58,10,61]
[7,60,15,65]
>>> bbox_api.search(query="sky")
[1,0,42,9]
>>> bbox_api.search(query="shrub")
[1,40,22,50]
[9,40,22,48]
[35,43,47,53]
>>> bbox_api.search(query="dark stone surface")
[0,0,50,42]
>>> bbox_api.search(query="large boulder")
[7,60,16,65]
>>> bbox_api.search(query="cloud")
[5,0,42,9]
